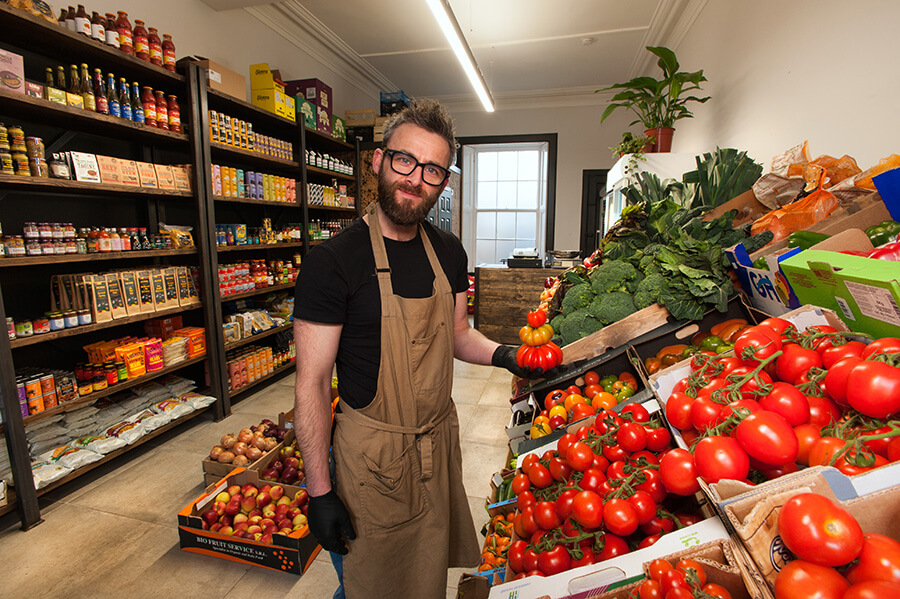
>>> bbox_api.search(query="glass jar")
[25,137,45,159]
[147,27,162,66]
[0,152,13,174]
[6,235,25,257]
[23,222,39,239]
[115,11,133,55]
[161,34,176,72]
[38,222,52,240]
[25,238,41,256]
[132,19,149,62]
[12,152,30,176]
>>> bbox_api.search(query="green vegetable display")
[865,220,900,246]
[788,230,831,250]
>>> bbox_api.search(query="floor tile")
[462,405,514,447]
[231,382,295,417]
[460,442,508,501]
[479,380,516,407]
[454,402,478,439]
[452,376,489,405]
[225,553,340,598]
[454,359,495,380]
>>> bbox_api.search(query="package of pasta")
[106,420,145,445]
[73,434,127,454]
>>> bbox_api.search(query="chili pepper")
[868,240,900,261]
[787,230,830,250]
[865,220,900,247]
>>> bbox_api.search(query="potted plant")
[597,46,710,152]
[609,132,655,158]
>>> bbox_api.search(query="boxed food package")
[0,48,24,94]
[285,78,332,114]
[296,99,316,129]
[316,106,332,136]
[180,56,247,101]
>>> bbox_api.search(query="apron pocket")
[358,442,429,535]
[409,321,450,395]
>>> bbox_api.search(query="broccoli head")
[634,272,666,303]
[549,313,566,334]
[560,282,595,315]
[588,291,638,325]
[589,260,639,294]
[634,290,655,310]
[559,307,603,346]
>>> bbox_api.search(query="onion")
[246,446,263,461]
[253,436,268,451]
[233,454,249,466]
[264,437,278,452]
[237,428,254,444]
[232,441,248,456]
[209,445,225,460]
[221,433,237,449]
[217,451,235,463]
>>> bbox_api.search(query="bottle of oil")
[79,64,96,111]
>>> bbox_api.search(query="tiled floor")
[0,359,515,599]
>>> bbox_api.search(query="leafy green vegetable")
[681,148,763,209]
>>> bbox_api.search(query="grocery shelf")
[227,360,295,402]
[9,304,202,349]
[213,195,300,207]
[0,88,189,145]
[217,242,303,253]
[307,205,357,213]
[0,3,185,89]
[306,165,355,182]
[0,247,197,268]
[210,142,299,170]
[220,282,294,302]
[0,487,17,519]
[206,88,298,129]
[34,404,211,498]
[304,127,354,152]
[224,322,292,351]
[22,354,208,428]
[0,173,193,200]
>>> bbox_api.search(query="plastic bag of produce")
[751,167,839,242]
[73,435,127,454]
[39,445,104,470]
[31,461,73,489]
[855,154,900,190]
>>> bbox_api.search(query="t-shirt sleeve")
[451,242,469,294]
[293,244,349,324]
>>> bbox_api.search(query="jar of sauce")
[12,152,30,176]
[115,11,134,55]
[141,86,157,127]
[0,152,13,174]
[167,95,181,133]
[104,13,120,48]
[162,34,176,72]
[155,91,169,130]
[148,27,162,66]
[133,19,150,61]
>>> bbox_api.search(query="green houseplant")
[597,46,710,152]
[609,132,655,158]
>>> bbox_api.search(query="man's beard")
[376,172,440,227]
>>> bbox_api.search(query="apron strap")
[338,399,453,480]
[366,203,396,298]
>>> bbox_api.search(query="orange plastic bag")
[751,169,839,242]
[855,154,900,190]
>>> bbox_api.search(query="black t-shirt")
[293,217,469,409]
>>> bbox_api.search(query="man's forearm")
[293,370,335,497]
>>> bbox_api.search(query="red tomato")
[522,548,540,572]
[572,490,603,528]
[719,398,761,422]
[533,500,560,530]
[664,588,693,599]
[691,396,725,431]
[636,468,668,504]
[645,426,672,452]
[794,423,822,467]
[507,539,528,573]
[760,382,810,426]
[617,421,647,452]
[526,308,546,328]
[823,356,865,407]
[638,579,663,599]
[641,513,676,536]
[544,389,566,411]
[537,544,570,576]
[807,395,842,427]
[821,340,866,369]
[519,505,538,536]
[675,558,707,586]
[548,457,573,482]
[626,490,657,525]
[659,448,700,496]
[648,558,674,581]
[584,370,600,385]
[846,360,900,418]
[774,560,849,599]
[701,583,733,599]
[889,437,900,462]
[583,383,604,399]
[555,488,578,521]
[861,337,900,359]
[862,426,894,458]
[758,317,796,337]
[734,325,783,364]
[735,410,799,467]
[665,392,696,431]
[694,435,750,483]
[776,343,823,385]
[658,568,690,593]
[696,377,729,400]
[728,366,774,400]
[620,402,650,422]
[528,463,553,489]
[517,490,535,511]
[566,385,582,396]
[804,324,839,350]
[834,449,889,476]
[603,497,638,536]
[778,492,863,567]
[808,436,847,467]
[565,441,594,472]
[602,443,628,463]
[845,532,900,585]
[596,533,629,560]
[511,472,531,496]
[843,581,900,599]
[521,453,539,474]
[557,432,577,456]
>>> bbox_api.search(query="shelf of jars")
[217,241,304,252]
[227,360,294,402]
[209,142,299,170]
[220,281,294,302]
[212,195,299,207]
[304,126,354,152]
[0,247,196,268]
[0,171,192,198]
[224,321,292,351]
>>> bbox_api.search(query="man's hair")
[381,98,457,167]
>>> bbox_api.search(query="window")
[460,139,553,269]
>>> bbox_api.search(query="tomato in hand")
[693,435,749,483]
[526,308,547,328]
[778,492,863,567]
[735,410,799,467]
[774,560,849,599]
[659,448,700,496]
[845,532,900,585]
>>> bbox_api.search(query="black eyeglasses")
[382,149,450,186]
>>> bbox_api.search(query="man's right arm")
[293,317,342,497]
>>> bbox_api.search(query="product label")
[119,160,140,186]
[91,23,105,40]
[69,151,102,183]
[844,281,900,327]
[120,272,140,315]
[171,166,192,192]
[96,155,122,184]
[136,161,158,188]
[151,274,166,308]
[154,164,176,190]
[137,271,154,312]
[91,275,111,321]
[119,29,133,48]
[106,274,126,318]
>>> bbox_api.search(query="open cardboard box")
[177,467,320,575]
[202,428,293,486]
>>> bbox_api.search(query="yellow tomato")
[548,404,568,422]
[592,392,617,410]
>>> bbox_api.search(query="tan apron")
[332,204,480,598]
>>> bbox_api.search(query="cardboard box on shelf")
[316,106,332,136]
[279,95,296,122]
[344,109,376,127]
[249,63,284,91]
[331,115,346,142]
[285,78,332,114]
[296,98,316,129]
[251,87,286,117]
[0,48,24,94]
[179,56,247,101]
[178,467,320,575]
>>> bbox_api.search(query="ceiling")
[202,0,706,111]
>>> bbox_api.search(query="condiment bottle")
[109,228,122,251]
[148,27,162,67]
[120,228,131,251]
[167,95,181,133]
[86,228,98,253]
[141,86,157,127]
[139,227,150,249]
[104,13,120,49]
[68,64,80,96]
[90,11,105,42]
[98,228,111,252]
[44,68,60,97]
[58,8,67,28]
[115,11,134,55]
[161,34,176,72]
[56,66,67,91]
[129,228,140,250]
[131,82,145,124]
[154,91,169,130]
[65,6,76,31]
[118,78,132,121]
[79,64,96,112]
[133,19,150,62]
[106,73,120,118]
[93,69,108,115]
[74,4,91,36]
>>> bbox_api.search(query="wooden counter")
[474,266,564,345]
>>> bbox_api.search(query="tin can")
[27,394,45,415]
[24,377,42,399]
[64,310,79,328]
[47,312,65,331]
[42,389,58,408]
[78,309,92,325]
[7,316,14,339]
[15,320,33,337]
[17,382,29,417]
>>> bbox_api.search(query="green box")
[331,115,346,141]
[780,249,900,338]
[296,98,316,129]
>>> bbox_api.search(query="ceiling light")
[425,0,495,112]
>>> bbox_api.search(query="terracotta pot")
[645,127,675,153]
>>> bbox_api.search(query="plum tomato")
[777,492,863,567]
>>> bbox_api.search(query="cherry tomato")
[584,370,600,386]
[626,490,657,525]
[734,326,783,364]
[641,513,676,536]
[659,448,700,496]
[648,558,674,581]
[596,533,629,560]
[735,410,799,467]
[845,532,900,585]
[620,401,650,422]
[775,343,823,385]
[521,453,539,474]
[564,441,594,472]
[636,468,668,504]
[760,382,810,426]
[694,435,750,484]
[517,490,535,511]
[603,497,638,536]
[555,488,578,521]
[638,579,663,599]
[701,583,733,599]
[665,392,696,431]
[778,492,863,567]
[617,421,648,452]
[774,560,849,599]
[758,317,796,337]
[602,443,628,463]
[544,389,566,411]
[675,558,707,587]
[658,568,690,593]
[572,490,603,529]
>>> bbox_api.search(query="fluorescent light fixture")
[425,0,495,112]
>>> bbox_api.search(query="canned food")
[32,316,50,334]
[25,137,45,159]
[15,320,33,337]
[26,395,45,415]
[24,377,42,399]
[7,316,14,339]
[42,390,58,408]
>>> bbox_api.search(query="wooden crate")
[474,267,563,345]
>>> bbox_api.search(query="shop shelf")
[304,127,354,152]
[0,172,193,199]
[307,205,357,214]
[0,248,196,268]
[33,403,211,498]
[206,87,298,129]
[227,360,295,402]
[224,321,292,351]
[305,165,355,182]
[219,282,294,302]
[210,142,299,170]
[0,487,17,518]
[21,354,208,428]
[9,304,202,349]
[212,195,300,207]
[217,242,303,253]
[0,3,185,89]
[0,88,188,145]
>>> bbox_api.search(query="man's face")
[374,124,451,227]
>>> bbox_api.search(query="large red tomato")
[820,340,866,369]
[823,356,865,407]
[777,493,863,567]
[665,392,696,431]
[760,382,810,426]
[571,490,603,529]
[806,395,842,427]
[734,411,799,466]
[843,581,900,599]
[845,532,900,585]
[774,560,849,599]
[693,436,749,484]
[861,337,900,359]
[734,325,783,364]
[659,448,700,496]
[846,361,900,418]
[537,544,571,576]
[775,343,823,385]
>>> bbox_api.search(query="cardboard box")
[178,468,320,575]
[136,162,158,188]
[0,48,24,94]
[296,98,316,129]
[727,243,802,316]
[285,78,332,113]
[119,160,141,186]
[279,95,296,122]
[249,63,282,90]
[344,109,376,127]
[154,164,176,190]
[780,232,900,338]
[96,156,123,185]
[24,81,42,98]
[702,190,770,227]
[69,152,101,183]
[251,87,285,117]
[331,115,346,142]
[181,56,247,101]
[316,105,332,136]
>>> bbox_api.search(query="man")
[292,98,531,598]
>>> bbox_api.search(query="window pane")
[497,239,517,260]
[516,212,537,241]
[497,152,518,181]
[497,213,516,239]
[476,211,496,238]
[475,240,496,266]
[498,181,517,209]
[478,152,498,180]
[517,181,538,209]
[478,181,497,209]
[518,151,540,178]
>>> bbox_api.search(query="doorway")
[580,169,608,257]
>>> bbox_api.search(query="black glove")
[308,489,356,555]
[492,345,544,379]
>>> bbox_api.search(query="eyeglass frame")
[381,149,451,187]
